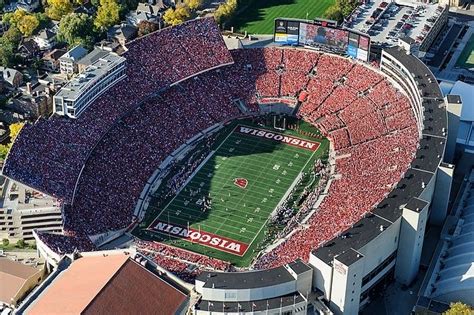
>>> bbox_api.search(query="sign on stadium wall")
[149,221,249,256]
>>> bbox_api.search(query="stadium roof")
[197,259,310,289]
[450,81,474,122]
[25,252,188,315]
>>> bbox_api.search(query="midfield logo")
[234,178,248,189]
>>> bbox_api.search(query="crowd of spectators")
[8,42,421,277]
[3,17,232,203]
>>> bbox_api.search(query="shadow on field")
[230,0,296,31]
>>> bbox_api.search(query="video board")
[274,19,300,45]
[273,18,370,62]
[299,23,349,51]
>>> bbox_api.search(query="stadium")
[3,18,449,315]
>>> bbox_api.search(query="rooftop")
[54,52,125,101]
[347,0,445,48]
[197,261,309,289]
[26,252,188,315]
[0,258,41,305]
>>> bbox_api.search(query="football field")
[230,0,334,34]
[455,34,474,69]
[143,123,327,266]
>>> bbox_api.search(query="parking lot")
[345,0,444,46]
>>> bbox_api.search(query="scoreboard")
[273,18,371,62]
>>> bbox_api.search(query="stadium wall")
[308,45,448,315]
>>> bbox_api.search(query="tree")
[184,0,202,11]
[2,9,40,36]
[0,37,15,67]
[336,0,358,18]
[163,5,190,26]
[17,14,39,36]
[443,302,473,315]
[46,0,73,20]
[324,4,343,23]
[58,13,95,48]
[9,122,24,141]
[214,0,237,24]
[1,239,9,247]
[34,12,51,30]
[3,27,22,47]
[137,20,158,37]
[16,239,26,248]
[94,0,121,30]
[0,123,24,161]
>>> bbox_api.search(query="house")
[17,0,41,12]
[127,1,167,26]
[42,48,67,72]
[18,39,40,60]
[9,81,54,118]
[77,47,108,73]
[0,67,23,89]
[59,45,88,75]
[96,39,121,53]
[0,258,45,308]
[73,2,96,15]
[107,24,138,47]
[33,29,56,50]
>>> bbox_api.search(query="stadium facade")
[2,18,452,315]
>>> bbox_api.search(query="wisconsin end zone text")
[149,221,249,256]
[235,125,320,151]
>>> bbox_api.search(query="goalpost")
[273,114,287,131]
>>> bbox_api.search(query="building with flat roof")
[194,259,312,315]
[0,179,62,242]
[19,250,189,315]
[53,52,126,118]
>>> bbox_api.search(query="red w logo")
[234,178,248,189]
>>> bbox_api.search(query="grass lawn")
[455,34,474,69]
[230,0,335,34]
[134,120,328,266]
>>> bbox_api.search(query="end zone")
[147,220,250,256]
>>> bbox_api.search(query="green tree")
[16,239,26,248]
[184,0,202,11]
[3,27,22,47]
[34,12,51,29]
[1,239,9,247]
[58,13,95,48]
[443,302,473,315]
[324,4,343,23]
[94,0,121,30]
[336,0,358,18]
[163,5,190,26]
[46,0,73,20]
[0,38,15,67]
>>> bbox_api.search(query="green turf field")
[231,0,334,34]
[456,34,474,69]
[136,121,328,266]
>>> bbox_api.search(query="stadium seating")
[5,29,419,277]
